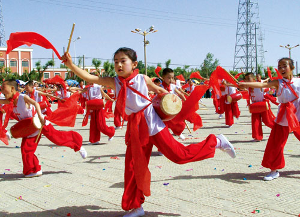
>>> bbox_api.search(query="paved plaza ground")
[0,98,300,217]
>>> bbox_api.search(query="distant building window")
[10,60,17,67]
[22,61,29,67]
[54,73,60,77]
[0,60,4,67]
[44,72,50,79]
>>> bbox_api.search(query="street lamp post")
[280,44,299,59]
[131,26,157,75]
[73,36,81,65]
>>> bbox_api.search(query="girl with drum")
[62,47,236,217]
[79,81,115,143]
[243,73,275,142]
[0,80,87,178]
[239,58,300,181]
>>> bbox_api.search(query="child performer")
[160,68,187,140]
[223,81,241,127]
[244,73,275,141]
[0,80,87,178]
[239,58,300,181]
[81,82,115,143]
[62,48,236,217]
[25,81,53,117]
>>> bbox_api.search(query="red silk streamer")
[125,111,151,197]
[209,66,238,97]
[239,90,250,100]
[46,92,80,127]
[43,75,66,90]
[115,69,139,126]
[190,71,204,80]
[154,66,162,78]
[275,68,283,79]
[234,72,243,79]
[181,83,189,89]
[176,74,185,82]
[6,32,61,60]
[267,67,274,81]
[276,102,300,133]
[172,85,208,123]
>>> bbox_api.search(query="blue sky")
[3,0,300,72]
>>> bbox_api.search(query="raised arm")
[144,75,168,94]
[239,79,279,90]
[62,52,116,90]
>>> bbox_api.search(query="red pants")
[262,122,300,170]
[89,109,115,143]
[121,127,217,211]
[251,110,274,140]
[217,96,225,114]
[21,123,82,175]
[225,102,240,126]
[105,100,113,113]
[164,119,186,136]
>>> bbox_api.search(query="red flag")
[209,66,238,96]
[46,92,80,127]
[190,71,204,80]
[154,66,162,78]
[234,72,244,79]
[6,32,61,60]
[176,74,185,81]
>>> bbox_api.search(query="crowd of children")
[0,45,297,217]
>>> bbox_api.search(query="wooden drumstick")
[35,125,44,143]
[199,101,207,107]
[185,120,192,134]
[66,23,75,53]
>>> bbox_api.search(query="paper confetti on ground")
[110,156,120,160]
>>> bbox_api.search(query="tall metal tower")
[233,0,265,73]
[0,0,6,47]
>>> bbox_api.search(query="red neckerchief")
[115,69,139,126]
[276,79,300,133]
[162,81,171,92]
[3,92,20,128]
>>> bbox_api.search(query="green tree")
[200,53,219,78]
[165,59,171,68]
[92,58,102,76]
[34,60,55,81]
[136,61,145,74]
[103,61,115,77]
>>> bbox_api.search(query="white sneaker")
[25,170,43,178]
[79,147,87,159]
[6,131,11,140]
[219,114,223,119]
[179,133,186,140]
[115,126,122,130]
[216,134,236,158]
[108,136,114,142]
[227,125,232,128]
[264,170,279,181]
[123,206,145,217]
